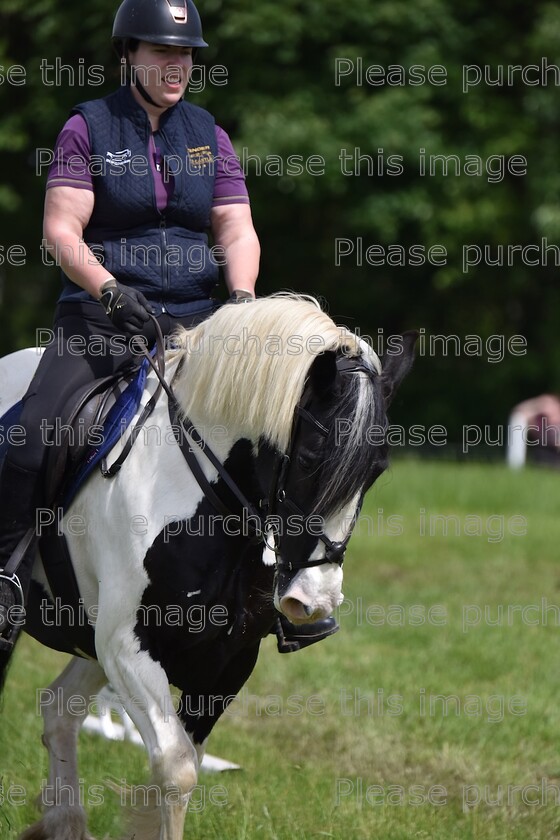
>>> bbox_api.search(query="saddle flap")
[44,364,146,508]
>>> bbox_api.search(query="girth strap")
[1,527,36,578]
[39,529,97,659]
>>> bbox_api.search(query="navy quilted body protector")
[59,85,219,316]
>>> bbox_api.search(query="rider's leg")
[0,301,145,645]
[0,456,43,642]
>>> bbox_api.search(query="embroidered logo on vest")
[186,145,214,168]
[105,148,132,166]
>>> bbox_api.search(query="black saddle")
[43,365,140,509]
[11,364,141,658]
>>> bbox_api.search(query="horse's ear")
[380,331,418,405]
[309,351,338,397]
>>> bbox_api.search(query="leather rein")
[118,318,372,573]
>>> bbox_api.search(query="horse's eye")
[297,452,314,471]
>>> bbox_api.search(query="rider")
[0,0,335,653]
[0,0,258,641]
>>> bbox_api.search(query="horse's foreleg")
[98,636,197,840]
[20,656,107,840]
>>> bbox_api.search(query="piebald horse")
[0,294,415,840]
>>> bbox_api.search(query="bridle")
[136,319,378,575]
[265,385,356,572]
[264,355,380,572]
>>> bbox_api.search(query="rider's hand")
[99,279,154,335]
[226,289,255,304]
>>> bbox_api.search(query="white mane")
[170,294,380,453]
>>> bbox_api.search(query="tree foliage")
[1,0,559,441]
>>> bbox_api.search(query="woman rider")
[0,0,335,652]
[0,0,258,638]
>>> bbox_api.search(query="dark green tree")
[1,0,559,443]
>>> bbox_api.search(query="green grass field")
[2,458,560,840]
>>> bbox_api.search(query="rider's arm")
[42,186,116,300]
[210,203,260,298]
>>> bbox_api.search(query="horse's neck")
[143,372,237,468]
[180,409,242,464]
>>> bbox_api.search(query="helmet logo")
[167,0,188,24]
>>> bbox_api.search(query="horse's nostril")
[279,596,315,624]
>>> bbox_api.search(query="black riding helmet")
[112,0,208,51]
[113,0,207,107]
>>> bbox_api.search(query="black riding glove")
[227,289,255,304]
[99,279,154,335]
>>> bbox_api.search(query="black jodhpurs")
[9,300,213,476]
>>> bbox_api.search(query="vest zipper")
[157,125,175,314]
[150,128,168,313]
[160,217,169,313]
